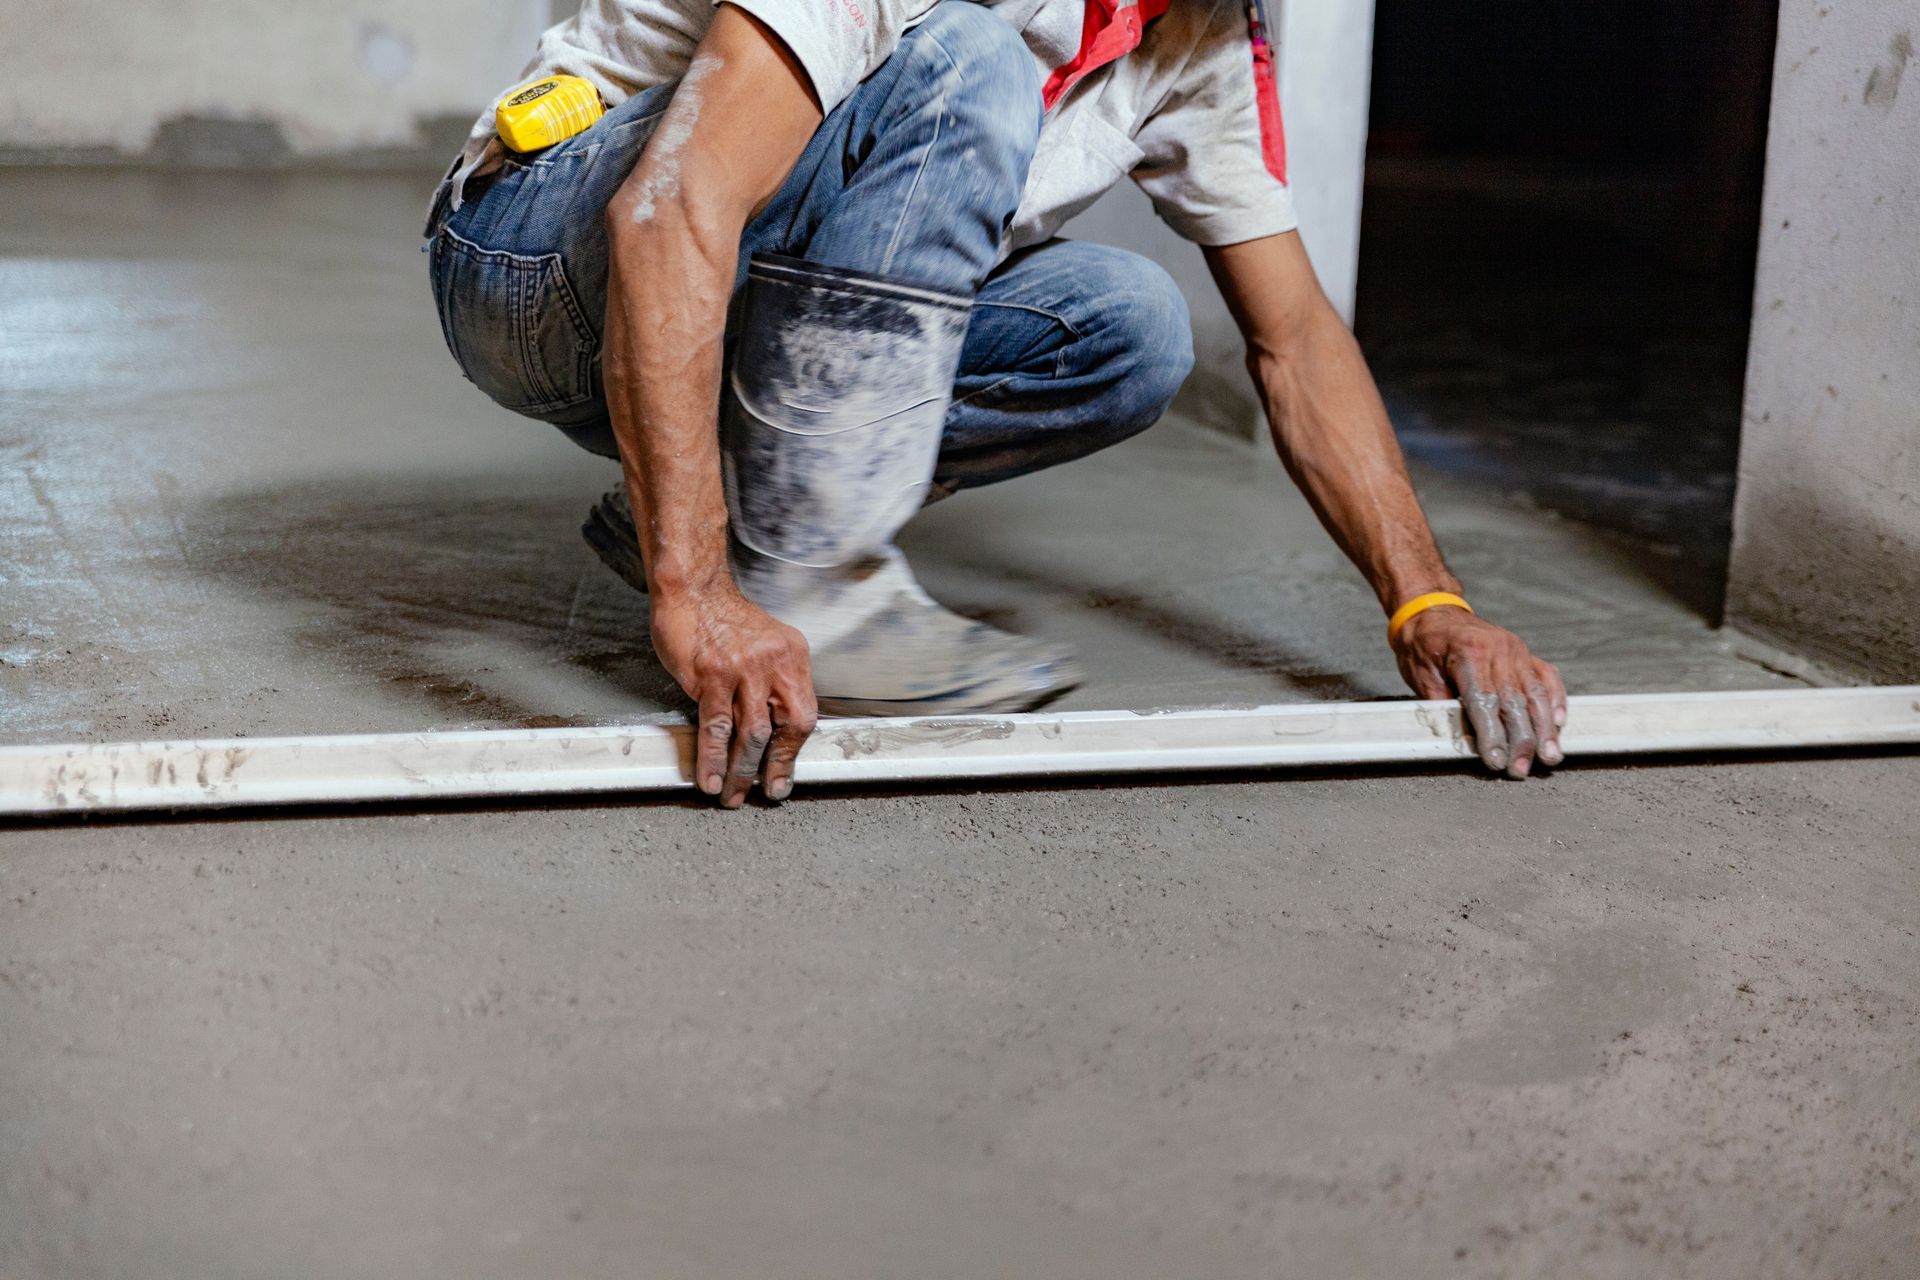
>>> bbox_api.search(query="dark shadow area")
[940,558,1389,701]
[176,473,1378,739]
[1356,0,1779,621]
[185,477,690,730]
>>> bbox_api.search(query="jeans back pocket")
[429,226,597,418]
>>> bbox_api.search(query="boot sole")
[581,499,649,595]
[589,493,1083,718]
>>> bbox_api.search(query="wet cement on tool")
[6,168,1909,1278]
[816,716,1018,759]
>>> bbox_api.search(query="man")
[426,0,1567,808]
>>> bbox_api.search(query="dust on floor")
[2,753,1916,1277]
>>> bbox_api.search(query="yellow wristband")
[1387,591,1473,643]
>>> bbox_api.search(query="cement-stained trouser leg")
[724,255,1079,713]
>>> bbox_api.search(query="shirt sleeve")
[1131,0,1298,246]
[715,0,916,114]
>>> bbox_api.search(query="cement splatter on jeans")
[713,252,1078,709]
[722,257,971,570]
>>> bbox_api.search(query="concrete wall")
[1725,1,1920,680]
[0,0,548,156]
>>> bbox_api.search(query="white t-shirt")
[453,0,1298,250]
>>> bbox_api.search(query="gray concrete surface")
[1727,1,1920,681]
[4,756,1918,1277]
[5,167,1917,1277]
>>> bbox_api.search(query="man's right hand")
[594,4,826,806]
[650,584,817,808]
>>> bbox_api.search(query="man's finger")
[1527,679,1563,767]
[723,682,774,809]
[1500,690,1538,779]
[759,677,817,803]
[1453,664,1508,773]
[1540,660,1569,728]
[696,682,735,797]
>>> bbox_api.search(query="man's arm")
[602,5,824,807]
[1204,232,1567,778]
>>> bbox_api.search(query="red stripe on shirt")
[1040,0,1169,111]
[1245,0,1287,183]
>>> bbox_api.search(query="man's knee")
[913,3,1041,94]
[1107,258,1196,421]
[902,3,1042,153]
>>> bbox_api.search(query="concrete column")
[1725,1,1920,680]
[1275,0,1377,320]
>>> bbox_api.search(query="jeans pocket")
[429,226,596,417]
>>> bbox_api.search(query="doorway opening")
[1356,0,1780,619]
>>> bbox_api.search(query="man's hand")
[1203,235,1568,780]
[650,584,818,807]
[598,5,825,804]
[1393,607,1567,778]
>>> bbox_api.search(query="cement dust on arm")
[1204,232,1568,779]
[601,5,825,807]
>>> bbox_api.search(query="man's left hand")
[1392,607,1567,779]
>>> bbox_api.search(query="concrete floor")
[3,168,1916,1277]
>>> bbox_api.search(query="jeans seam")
[878,30,962,275]
[549,105,668,167]
[967,298,1081,387]
[972,299,1082,340]
[549,257,599,395]
[428,236,454,357]
[513,263,555,407]
[951,375,1018,409]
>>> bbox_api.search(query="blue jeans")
[426,2,1194,493]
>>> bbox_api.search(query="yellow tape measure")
[495,75,605,153]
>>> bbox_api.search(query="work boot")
[582,485,647,593]
[720,253,1079,715]
[583,485,1074,712]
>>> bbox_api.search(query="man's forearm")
[599,7,823,604]
[1205,235,1457,614]
[1206,232,1565,778]
[593,6,828,806]
[1248,300,1460,612]
[603,202,739,599]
